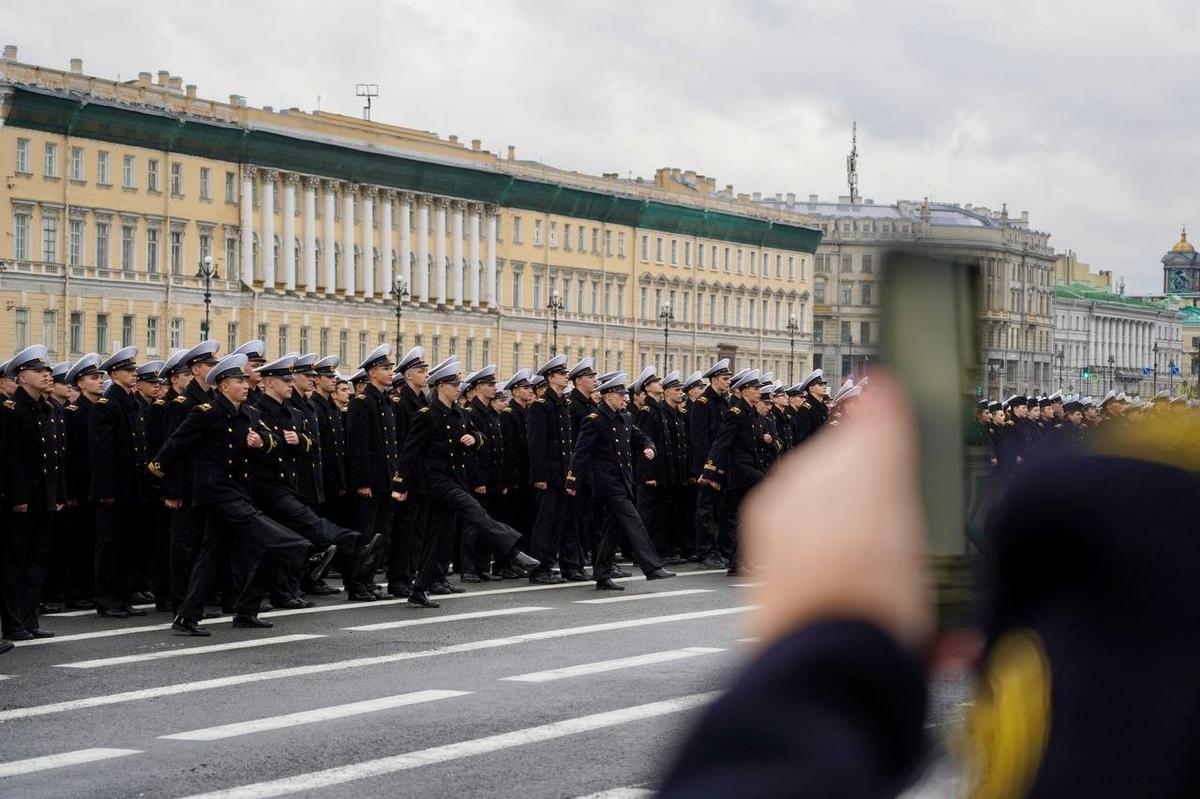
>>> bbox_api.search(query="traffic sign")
[1142,367,1153,377]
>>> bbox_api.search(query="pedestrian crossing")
[55,634,325,670]
[343,606,549,632]
[502,647,725,683]
[0,747,141,778]
[575,588,714,604]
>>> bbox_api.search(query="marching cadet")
[287,354,325,511]
[499,369,535,573]
[150,353,334,636]
[526,354,583,583]
[349,369,368,395]
[565,358,599,564]
[232,340,267,407]
[89,346,154,618]
[700,369,772,577]
[631,365,663,539]
[566,372,675,590]
[462,364,507,582]
[132,360,170,608]
[61,354,104,610]
[682,371,705,408]
[653,370,692,565]
[770,383,795,452]
[0,358,16,399]
[530,373,547,399]
[790,369,830,447]
[690,358,734,570]
[345,344,403,601]
[310,355,348,595]
[42,361,73,612]
[1,346,65,641]
[395,358,538,608]
[755,383,782,468]
[387,346,430,598]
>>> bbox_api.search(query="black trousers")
[94,501,151,612]
[595,494,665,579]
[348,494,393,591]
[724,487,752,570]
[694,484,737,561]
[169,506,211,612]
[415,482,522,591]
[569,483,595,565]
[387,496,417,593]
[460,490,503,575]
[2,510,55,636]
[258,489,358,602]
[530,487,580,574]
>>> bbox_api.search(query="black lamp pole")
[786,316,799,385]
[1107,353,1115,393]
[659,304,674,368]
[391,277,410,354]
[197,255,217,340]
[1153,341,1159,393]
[548,291,563,355]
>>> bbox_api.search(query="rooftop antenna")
[355,84,378,121]
[846,121,860,204]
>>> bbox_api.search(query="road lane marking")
[503,647,725,683]
[0,748,141,778]
[14,569,730,647]
[160,689,469,741]
[575,589,713,604]
[54,634,325,669]
[51,603,155,618]
[730,582,762,588]
[0,606,752,722]
[578,789,655,799]
[178,693,716,799]
[343,607,549,632]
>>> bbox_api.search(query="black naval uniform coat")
[688,384,729,479]
[287,391,325,506]
[791,393,829,446]
[526,387,580,574]
[312,391,348,502]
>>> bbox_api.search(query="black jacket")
[2,387,66,511]
[397,398,486,497]
[705,396,770,491]
[791,394,829,446]
[63,395,94,504]
[160,379,214,504]
[288,392,324,505]
[567,401,655,500]
[346,383,401,495]
[253,393,311,501]
[658,401,691,487]
[688,384,729,477]
[527,388,574,487]
[634,399,662,485]
[467,397,505,492]
[312,391,347,497]
[501,400,531,488]
[88,383,152,503]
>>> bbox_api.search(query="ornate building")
[1162,227,1200,294]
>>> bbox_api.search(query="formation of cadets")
[0,336,873,646]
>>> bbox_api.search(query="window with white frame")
[41,213,59,262]
[97,313,110,353]
[13,210,29,260]
[170,230,183,275]
[562,223,571,250]
[641,235,649,261]
[147,159,160,192]
[578,226,585,252]
[123,155,136,188]
[43,310,57,356]
[44,142,58,177]
[200,167,211,200]
[122,315,134,349]
[14,308,28,349]
[656,237,664,263]
[170,317,182,348]
[534,219,543,246]
[68,218,83,266]
[670,239,678,266]
[69,311,82,353]
[617,231,625,257]
[97,151,110,184]
[95,221,110,269]
[549,221,557,247]
[15,138,29,173]
[121,222,136,271]
[604,230,612,256]
[225,171,236,203]
[146,228,160,274]
[170,162,183,195]
[146,317,159,353]
[512,216,522,244]
[69,147,84,181]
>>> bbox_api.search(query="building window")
[170,230,183,275]
[840,283,852,305]
[789,256,796,280]
[120,223,135,272]
[723,247,731,272]
[841,254,853,273]
[225,171,236,203]
[841,321,852,343]
[14,308,28,349]
[814,278,826,304]
[860,321,871,344]
[861,283,873,305]
[69,311,82,354]
[697,243,705,269]
[97,313,110,353]
[338,330,349,363]
[69,147,84,181]
[563,223,571,250]
[97,151,110,185]
[512,216,522,244]
[228,322,240,353]
[749,251,756,275]
[592,228,599,254]
[225,237,238,274]
[257,323,269,346]
[15,137,29,173]
[41,214,59,262]
[148,159,160,192]
[641,235,650,262]
[199,232,212,264]
[640,287,649,320]
[512,272,523,310]
[68,219,83,266]
[122,155,136,188]
[95,221,110,269]
[656,237,664,263]
[299,326,310,353]
[357,331,368,363]
[861,254,874,274]
[122,315,134,349]
[533,219,543,246]
[532,274,542,308]
[577,279,585,313]
[146,317,159,354]
[736,249,744,274]
[146,228,160,274]
[670,239,678,266]
[617,232,626,257]
[279,325,291,357]
[13,211,29,260]
[44,142,58,177]
[199,167,210,200]
[170,317,183,349]
[617,284,625,317]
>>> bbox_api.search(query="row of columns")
[238,166,499,307]
[1090,315,1159,369]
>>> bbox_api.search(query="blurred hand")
[164,498,182,510]
[356,487,372,498]
[460,434,476,447]
[533,482,548,490]
[643,448,655,460]
[742,373,932,653]
[283,430,300,446]
[246,430,263,449]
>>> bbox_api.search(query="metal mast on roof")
[846,121,860,204]
[356,84,379,121]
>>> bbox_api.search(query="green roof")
[4,86,822,254]
[1054,282,1173,311]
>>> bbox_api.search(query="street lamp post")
[1153,341,1160,394]
[1107,353,1115,394]
[1169,359,1176,397]
[547,291,564,355]
[196,255,217,340]
[658,304,674,369]
[1053,345,1064,390]
[786,315,799,385]
[391,277,410,354]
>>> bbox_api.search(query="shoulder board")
[801,400,810,409]
[198,403,213,412]
[417,406,430,414]
[97,397,109,404]
[696,396,708,404]
[65,404,78,412]
[3,400,15,410]
[153,399,166,406]
[586,413,598,420]
[352,394,365,401]
[500,407,512,413]
[390,396,401,403]
[534,398,547,404]
[679,407,687,414]
[830,419,840,426]
[174,395,189,404]
[729,406,741,415]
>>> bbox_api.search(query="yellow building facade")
[0,51,821,379]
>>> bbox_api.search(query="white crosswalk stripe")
[577,788,656,799]
[503,647,725,683]
[54,634,325,669]
[177,693,716,799]
[0,606,751,722]
[343,606,550,632]
[575,589,714,604]
[0,748,141,778]
[160,689,470,741]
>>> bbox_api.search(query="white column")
[322,180,337,295]
[451,201,464,307]
[485,205,498,306]
[360,186,375,298]
[398,192,412,291]
[342,184,356,295]
[434,198,448,304]
[302,177,317,292]
[282,173,297,292]
[468,203,481,308]
[415,197,430,302]
[261,170,276,288]
[380,190,394,297]
[240,166,256,285]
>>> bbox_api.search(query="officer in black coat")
[652,370,692,563]
[231,339,267,409]
[386,346,429,598]
[396,358,537,608]
[690,358,734,568]
[345,344,403,601]
[566,372,673,590]
[89,346,154,617]
[62,354,104,609]
[526,354,582,583]
[151,353,332,635]
[631,366,663,537]
[498,369,535,572]
[131,360,169,607]
[309,355,349,596]
[462,364,506,582]
[790,368,830,447]
[1,346,65,640]
[565,357,599,564]
[287,354,325,509]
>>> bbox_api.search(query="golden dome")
[1171,226,1195,254]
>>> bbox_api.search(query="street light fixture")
[1153,341,1160,393]
[196,255,218,340]
[659,303,674,369]
[1107,353,1115,394]
[547,290,564,355]
[786,315,800,385]
[1169,358,1176,397]
[1053,345,1064,390]
[390,276,410,354]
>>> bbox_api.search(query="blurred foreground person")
[659,375,1200,798]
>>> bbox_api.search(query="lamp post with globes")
[197,255,217,340]
[548,291,564,355]
[391,276,410,354]
[786,315,800,385]
[659,303,674,369]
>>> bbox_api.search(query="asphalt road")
[0,565,756,798]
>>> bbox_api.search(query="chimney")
[506,145,516,161]
[448,134,458,144]
[229,94,246,107]
[786,192,796,203]
[471,138,481,151]
[137,71,153,87]
[262,105,273,112]
[1021,211,1029,225]
[69,58,83,74]
[2,45,16,60]
[752,192,762,201]
[185,84,197,99]
[737,193,749,201]
[808,194,818,203]
[157,70,169,86]
[775,192,782,202]
[168,76,182,91]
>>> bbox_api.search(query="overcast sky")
[13,0,1197,291]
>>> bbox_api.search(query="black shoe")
[155,602,174,613]
[596,578,625,591]
[0,640,14,655]
[172,616,211,636]
[307,545,338,582]
[646,568,677,581]
[438,580,466,594]
[348,590,377,602]
[125,607,147,617]
[202,607,223,619]
[369,585,385,599]
[699,557,726,569]
[131,591,155,604]
[494,568,519,580]
[66,599,96,610]
[407,590,440,609]
[664,556,687,566]
[511,551,541,572]
[97,608,131,619]
[354,533,384,576]
[563,570,589,582]
[41,601,65,613]
[529,572,562,585]
[28,628,54,638]
[5,630,33,641]
[477,572,500,581]
[460,573,484,584]
[271,598,313,610]
[388,585,413,599]
[428,583,452,595]
[303,580,337,596]
[611,567,631,579]
[232,614,273,629]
